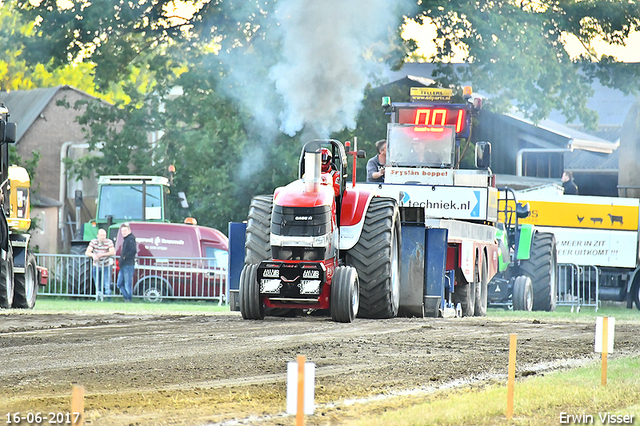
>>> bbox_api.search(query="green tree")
[12,0,640,231]
[407,1,640,128]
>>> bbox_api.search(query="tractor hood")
[274,179,335,209]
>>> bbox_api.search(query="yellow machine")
[0,103,45,309]
[7,165,31,233]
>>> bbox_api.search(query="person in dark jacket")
[116,223,137,302]
[561,171,579,195]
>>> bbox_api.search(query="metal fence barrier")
[35,254,228,304]
[557,263,599,312]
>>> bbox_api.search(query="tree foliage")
[7,0,640,232]
[409,0,640,128]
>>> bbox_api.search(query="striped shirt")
[88,238,115,267]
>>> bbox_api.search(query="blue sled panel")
[398,224,448,318]
[398,224,425,318]
[424,228,448,317]
[228,222,246,311]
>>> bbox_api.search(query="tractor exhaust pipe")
[304,151,321,193]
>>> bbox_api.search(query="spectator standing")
[116,223,137,302]
[562,171,579,195]
[85,228,115,301]
[367,140,387,182]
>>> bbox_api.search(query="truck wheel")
[346,197,400,319]
[0,247,14,309]
[68,244,93,296]
[330,266,359,323]
[13,253,37,309]
[453,277,476,317]
[474,256,488,317]
[512,275,533,311]
[519,232,557,311]
[135,277,172,303]
[239,263,265,320]
[632,280,640,311]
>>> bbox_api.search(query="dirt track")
[2,310,640,425]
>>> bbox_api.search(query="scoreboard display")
[396,105,470,138]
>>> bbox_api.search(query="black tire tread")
[331,266,358,323]
[519,232,557,311]
[69,244,93,295]
[13,252,37,309]
[245,195,273,265]
[240,264,265,320]
[0,247,14,309]
[513,275,533,311]
[345,197,399,319]
[474,256,488,317]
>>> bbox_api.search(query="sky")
[403,19,640,63]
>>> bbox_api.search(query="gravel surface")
[2,310,639,425]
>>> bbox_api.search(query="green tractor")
[488,187,558,311]
[68,175,177,295]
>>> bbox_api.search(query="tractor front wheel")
[512,275,533,311]
[239,264,265,320]
[330,266,359,323]
[519,232,557,311]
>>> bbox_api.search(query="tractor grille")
[271,205,331,237]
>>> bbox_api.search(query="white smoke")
[270,0,404,137]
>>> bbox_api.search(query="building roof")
[31,192,63,208]
[0,85,102,143]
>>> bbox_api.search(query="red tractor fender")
[339,187,375,250]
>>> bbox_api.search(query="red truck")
[114,221,228,302]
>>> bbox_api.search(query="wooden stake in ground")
[71,385,85,426]
[297,355,306,426]
[506,333,517,420]
[595,316,615,387]
[602,317,608,386]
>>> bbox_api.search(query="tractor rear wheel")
[0,247,14,309]
[330,266,359,323]
[512,275,533,311]
[519,232,557,311]
[346,197,400,319]
[239,264,265,320]
[68,244,93,296]
[245,195,273,264]
[13,253,37,309]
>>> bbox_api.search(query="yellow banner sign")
[410,87,453,102]
[518,199,639,231]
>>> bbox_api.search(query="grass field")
[32,297,230,314]
[348,355,640,425]
[32,297,640,319]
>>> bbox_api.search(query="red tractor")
[239,139,401,322]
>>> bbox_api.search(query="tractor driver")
[321,148,341,198]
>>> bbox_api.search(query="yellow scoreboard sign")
[517,196,639,231]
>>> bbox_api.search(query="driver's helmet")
[321,148,332,173]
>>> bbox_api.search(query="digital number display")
[397,106,469,137]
